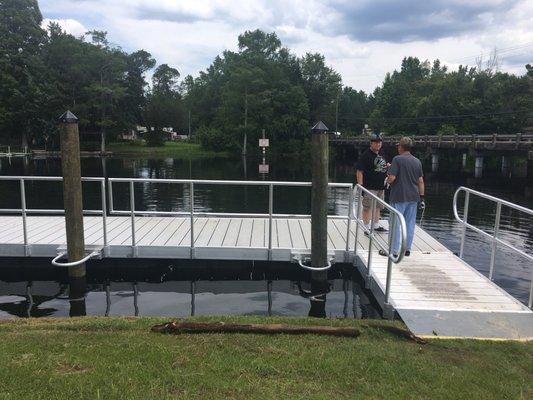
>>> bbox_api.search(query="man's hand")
[418,195,426,211]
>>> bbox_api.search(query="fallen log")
[151,321,359,338]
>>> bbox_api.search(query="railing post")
[190,182,195,259]
[108,180,114,213]
[489,202,502,280]
[345,186,354,254]
[268,184,273,260]
[459,191,470,259]
[101,180,108,254]
[20,178,29,255]
[366,197,377,283]
[353,186,362,265]
[527,269,533,308]
[129,181,136,254]
[384,215,397,305]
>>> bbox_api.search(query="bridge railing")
[331,133,533,146]
[0,176,107,253]
[453,186,533,308]
[107,178,353,260]
[352,184,407,310]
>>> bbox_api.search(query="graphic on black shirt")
[356,149,388,190]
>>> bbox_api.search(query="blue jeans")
[390,202,418,255]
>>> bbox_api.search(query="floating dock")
[0,176,531,340]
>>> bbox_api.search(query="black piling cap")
[311,121,329,134]
[58,110,78,124]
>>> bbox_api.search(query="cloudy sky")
[41,0,533,93]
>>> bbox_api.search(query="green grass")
[107,141,230,159]
[0,317,531,399]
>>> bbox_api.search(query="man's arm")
[418,176,425,196]
[356,170,364,186]
[387,157,398,185]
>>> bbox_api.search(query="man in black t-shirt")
[356,133,389,232]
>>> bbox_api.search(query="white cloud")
[42,18,87,37]
[39,0,533,93]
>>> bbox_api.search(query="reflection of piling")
[69,276,87,317]
[58,111,86,279]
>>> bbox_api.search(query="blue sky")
[40,0,533,93]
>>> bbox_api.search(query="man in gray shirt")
[382,136,425,257]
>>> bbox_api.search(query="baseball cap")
[369,132,382,142]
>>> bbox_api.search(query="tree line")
[1,0,530,154]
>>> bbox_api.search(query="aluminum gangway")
[0,176,531,339]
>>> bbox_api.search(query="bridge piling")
[526,151,533,198]
[474,155,484,178]
[501,156,510,177]
[431,153,439,173]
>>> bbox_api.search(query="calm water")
[0,153,531,318]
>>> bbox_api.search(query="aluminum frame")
[107,177,353,261]
[0,176,107,254]
[453,186,533,308]
[352,184,407,310]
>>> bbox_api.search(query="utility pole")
[335,91,340,133]
[242,86,248,156]
[99,64,110,154]
[188,109,191,139]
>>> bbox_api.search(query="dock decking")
[0,215,444,261]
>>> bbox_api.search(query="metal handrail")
[107,178,353,260]
[453,186,533,308]
[352,184,407,308]
[0,176,108,255]
[51,251,100,267]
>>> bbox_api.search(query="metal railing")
[453,186,533,308]
[352,184,407,309]
[107,178,353,259]
[331,133,533,146]
[0,176,107,254]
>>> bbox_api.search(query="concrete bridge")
[331,133,533,196]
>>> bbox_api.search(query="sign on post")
[259,164,269,174]
[259,139,269,147]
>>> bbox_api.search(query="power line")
[333,109,529,122]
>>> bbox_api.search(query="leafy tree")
[0,0,49,147]
[143,64,183,146]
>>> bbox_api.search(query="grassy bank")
[0,317,531,399]
[107,141,230,159]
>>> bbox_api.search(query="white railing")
[453,186,533,308]
[352,184,407,310]
[107,178,353,260]
[0,176,107,254]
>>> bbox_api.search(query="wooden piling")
[58,111,86,278]
[311,121,329,277]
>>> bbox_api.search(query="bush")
[145,131,166,147]
[197,126,237,152]
[437,124,456,136]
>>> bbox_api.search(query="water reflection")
[69,276,87,317]
[0,260,380,319]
